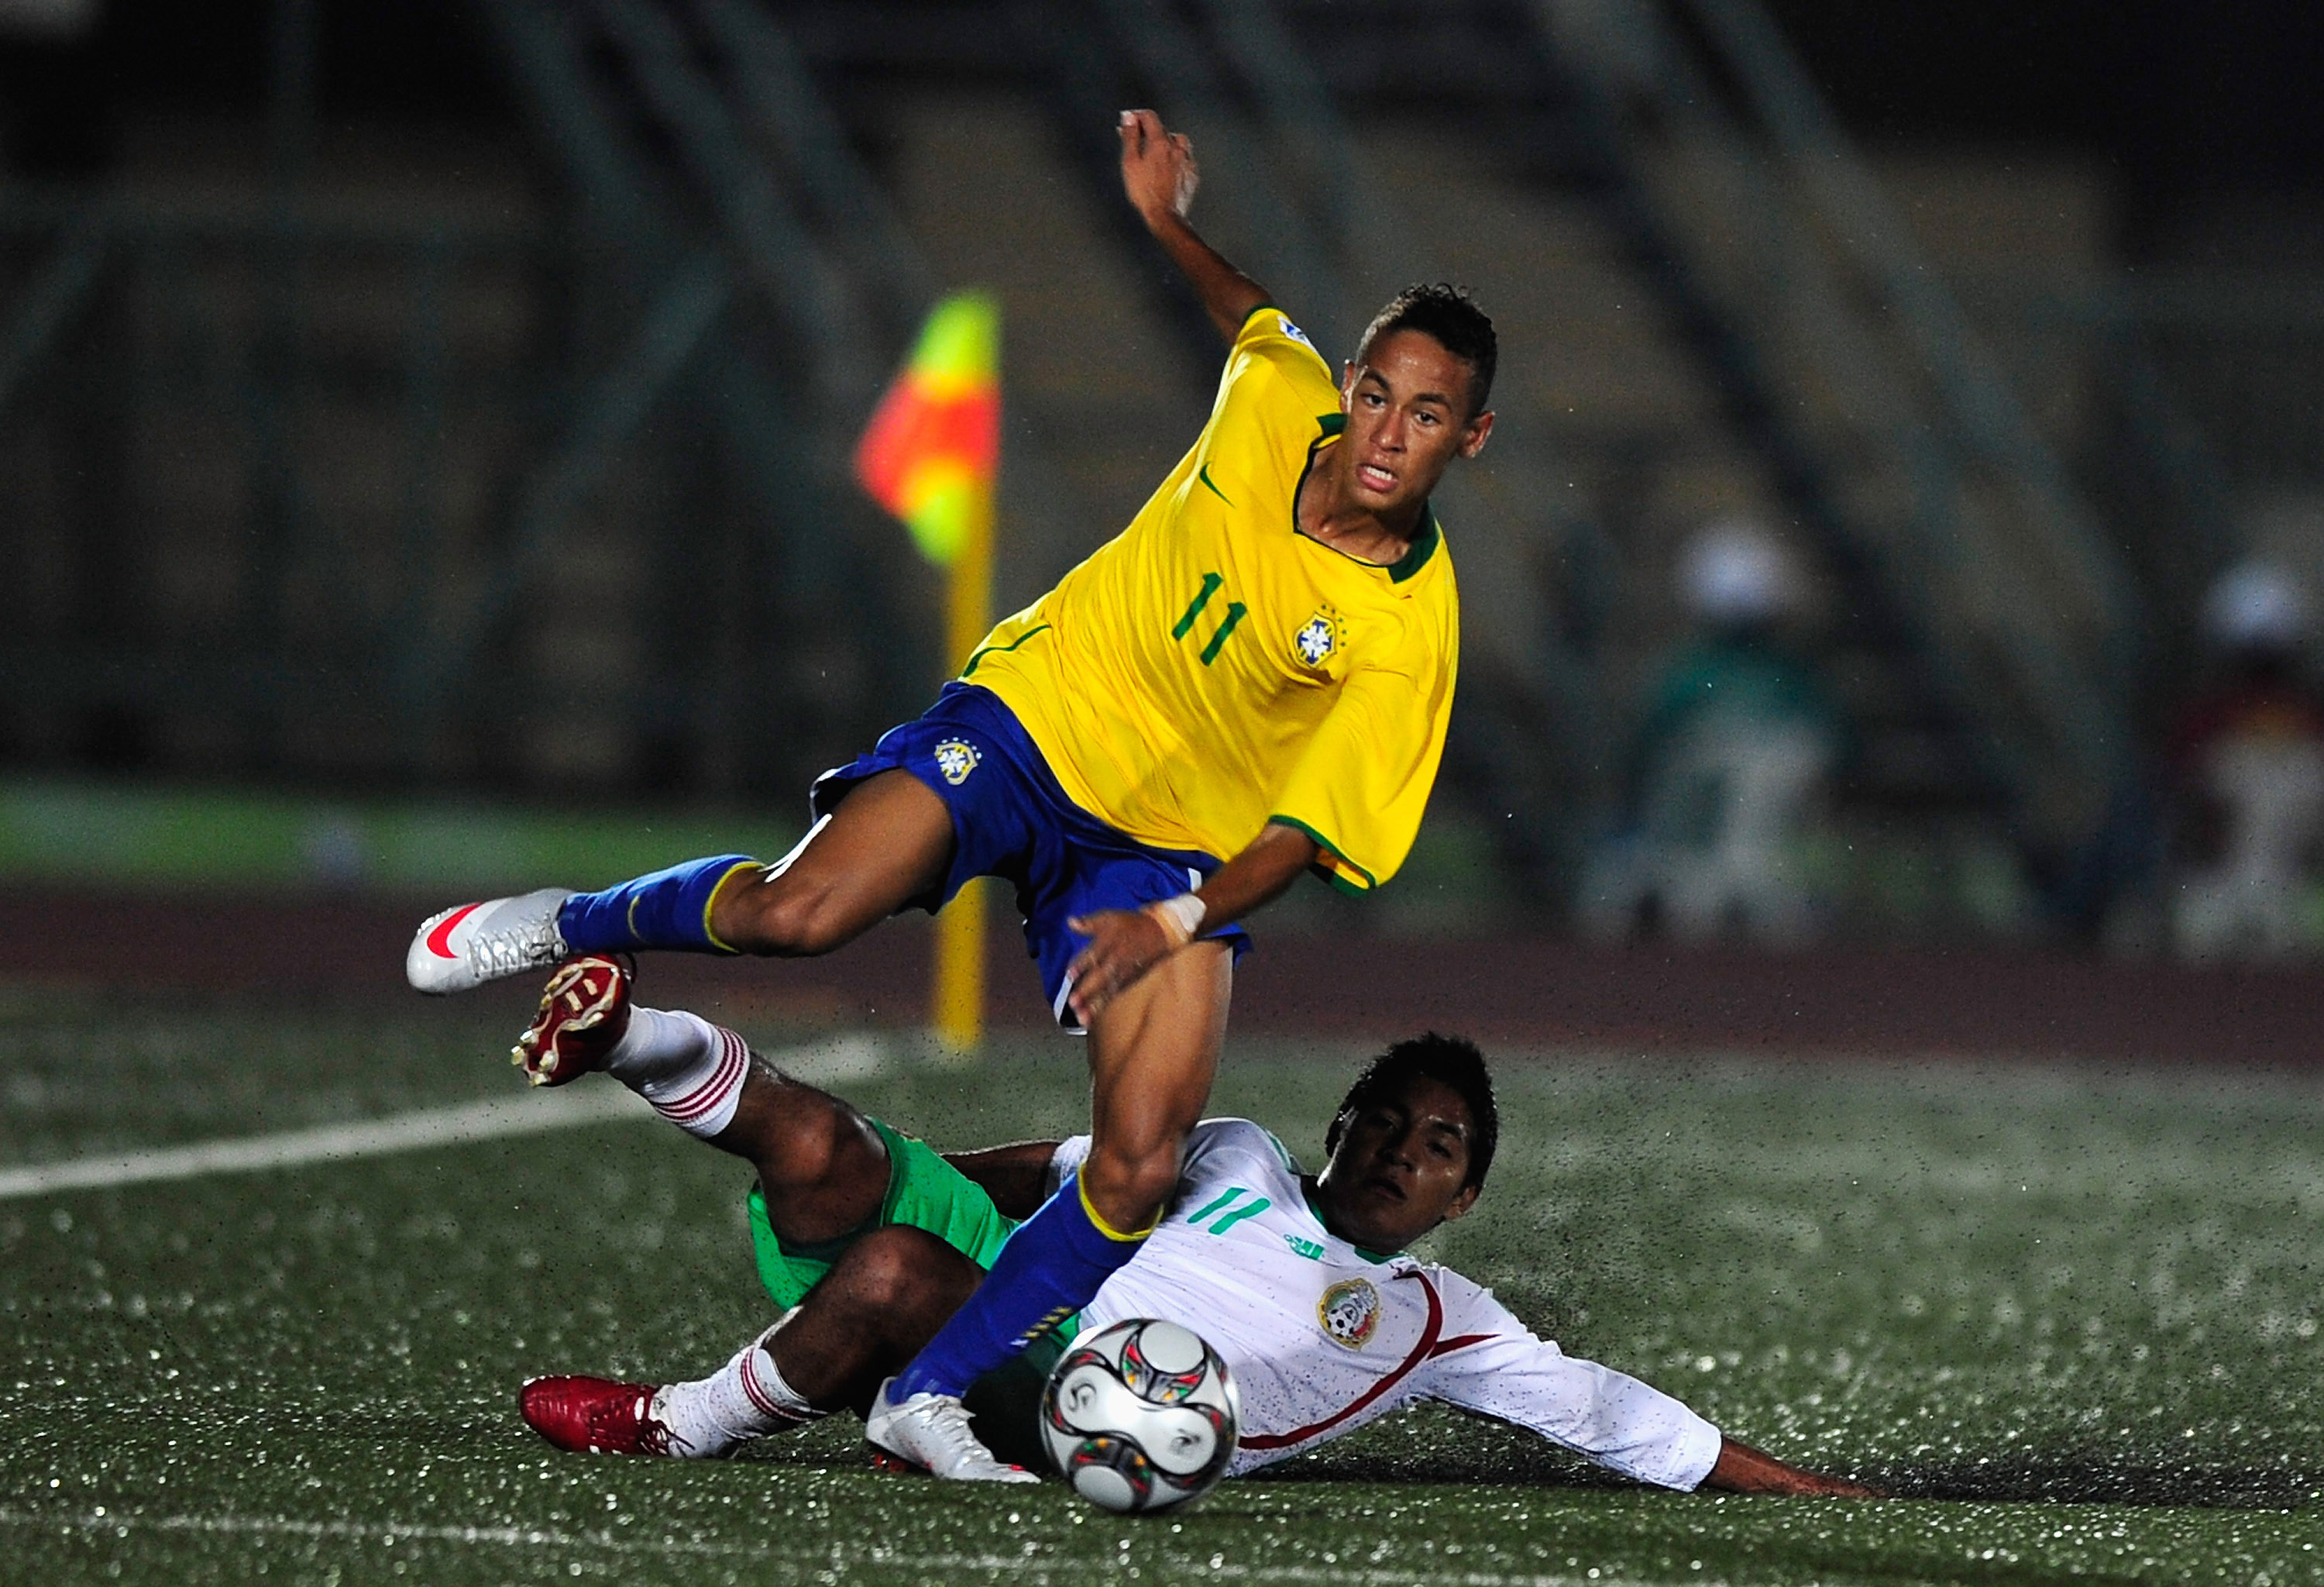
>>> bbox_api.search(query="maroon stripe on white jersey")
[1240,1269,1442,1452]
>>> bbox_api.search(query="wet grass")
[2,990,2322,1583]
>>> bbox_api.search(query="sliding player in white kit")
[508,957,1872,1496]
[1053,1117,1712,1482]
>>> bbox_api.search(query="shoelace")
[904,1396,1008,1472]
[603,1391,676,1457]
[470,922,566,978]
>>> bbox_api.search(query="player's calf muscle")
[1078,1141,1183,1233]
[709,874,861,958]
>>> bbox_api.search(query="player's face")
[1336,329,1494,515]
[1315,1075,1481,1253]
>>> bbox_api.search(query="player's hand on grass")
[1703,1437,1886,1499]
[1744,1468,1885,1499]
[1064,907,1176,1024]
[1119,108,1198,225]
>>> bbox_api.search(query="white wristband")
[1144,892,1207,949]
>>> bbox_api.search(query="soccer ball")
[1040,1318,1239,1513]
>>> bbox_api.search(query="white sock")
[604,1006,749,1139]
[651,1318,821,1457]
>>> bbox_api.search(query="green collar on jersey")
[1292,424,1442,585]
[1301,1183,1401,1265]
[1386,509,1442,583]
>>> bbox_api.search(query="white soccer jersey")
[1051,1120,1723,1488]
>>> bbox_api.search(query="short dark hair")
[1324,1032,1499,1193]
[1353,284,1497,418]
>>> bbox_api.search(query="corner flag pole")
[932,482,994,1053]
[851,291,1001,1055]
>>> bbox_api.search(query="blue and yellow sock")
[556,854,758,956]
[891,1175,1151,1401]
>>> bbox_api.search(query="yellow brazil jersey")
[963,305,1459,893]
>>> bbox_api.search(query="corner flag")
[854,291,1001,1055]
[854,291,1000,572]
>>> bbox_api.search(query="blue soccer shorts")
[810,682,1252,1030]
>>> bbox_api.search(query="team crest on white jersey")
[933,738,982,786]
[1318,1277,1380,1349]
[1293,608,1339,669]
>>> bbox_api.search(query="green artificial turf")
[2,990,2321,1583]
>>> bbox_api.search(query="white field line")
[0,1090,645,1201]
[0,1506,1655,1585]
[0,1033,890,1203]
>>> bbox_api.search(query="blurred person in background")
[1581,520,1842,945]
[2165,561,2324,960]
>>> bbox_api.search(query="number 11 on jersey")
[1172,573,1247,666]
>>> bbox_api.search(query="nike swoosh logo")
[425,903,483,959]
[1197,463,1232,506]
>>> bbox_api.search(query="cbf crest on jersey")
[1292,607,1339,670]
[1318,1277,1380,1349]
[933,738,982,786]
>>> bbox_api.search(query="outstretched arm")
[941,1140,1067,1220]
[1119,108,1271,345]
[1404,1286,1888,1498]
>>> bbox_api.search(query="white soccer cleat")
[406,887,576,995]
[864,1377,1039,1483]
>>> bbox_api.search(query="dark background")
[4,1,2320,236]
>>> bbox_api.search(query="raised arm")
[1119,108,1271,345]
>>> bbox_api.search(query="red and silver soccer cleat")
[512,955,633,1087]
[407,887,575,995]
[520,1375,682,1457]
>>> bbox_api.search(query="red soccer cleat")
[512,955,633,1087]
[521,1375,681,1457]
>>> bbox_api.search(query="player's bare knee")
[753,1086,878,1193]
[841,1226,975,1316]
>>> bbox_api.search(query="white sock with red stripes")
[651,1316,820,1456]
[603,1006,750,1140]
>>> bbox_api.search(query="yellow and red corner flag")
[854,290,1000,578]
[854,290,1001,1055]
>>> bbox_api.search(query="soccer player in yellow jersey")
[404,109,1495,1481]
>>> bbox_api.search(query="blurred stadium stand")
[3,0,2322,942]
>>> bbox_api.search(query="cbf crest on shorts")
[1292,606,1339,670]
[1318,1276,1380,1349]
[933,738,982,786]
